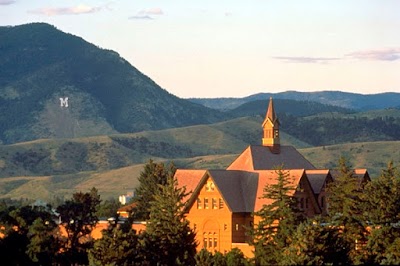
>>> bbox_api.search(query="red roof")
[227,145,316,171]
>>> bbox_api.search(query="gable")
[209,170,258,213]
[305,170,332,195]
[262,117,277,128]
[175,169,207,204]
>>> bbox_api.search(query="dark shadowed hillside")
[0,23,229,144]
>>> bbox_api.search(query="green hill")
[0,23,229,144]
[0,115,398,200]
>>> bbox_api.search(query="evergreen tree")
[0,204,57,265]
[213,251,228,266]
[363,161,400,225]
[143,171,197,265]
[26,217,59,265]
[195,249,214,266]
[327,156,367,263]
[249,167,302,265]
[133,160,174,220]
[96,198,121,218]
[89,224,143,266]
[283,217,350,265]
[362,161,400,264]
[225,248,250,266]
[56,187,101,265]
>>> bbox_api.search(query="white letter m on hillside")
[60,97,69,107]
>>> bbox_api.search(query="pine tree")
[362,161,400,264]
[327,156,367,263]
[26,217,59,265]
[0,204,56,265]
[225,248,250,266]
[143,172,197,265]
[283,217,350,265]
[249,167,302,265]
[194,249,214,266]
[133,160,173,220]
[89,224,143,266]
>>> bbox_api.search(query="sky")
[1,0,399,98]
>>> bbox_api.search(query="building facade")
[175,97,369,256]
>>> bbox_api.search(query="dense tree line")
[281,114,400,146]
[2,159,400,265]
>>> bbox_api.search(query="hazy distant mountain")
[227,98,352,118]
[0,23,229,144]
[190,91,400,111]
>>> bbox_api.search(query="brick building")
[175,97,369,256]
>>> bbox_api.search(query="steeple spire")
[266,96,277,123]
[262,97,280,153]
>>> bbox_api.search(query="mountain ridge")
[189,90,400,111]
[0,23,229,144]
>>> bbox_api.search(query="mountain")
[190,91,400,111]
[0,23,229,144]
[227,98,352,118]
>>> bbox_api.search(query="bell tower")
[262,97,280,153]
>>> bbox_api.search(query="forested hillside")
[0,23,229,144]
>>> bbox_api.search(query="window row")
[197,197,224,209]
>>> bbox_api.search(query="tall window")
[219,198,224,209]
[204,198,209,209]
[305,198,309,209]
[212,198,217,209]
[197,198,202,209]
[203,233,218,250]
[321,196,325,208]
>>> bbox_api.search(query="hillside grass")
[299,141,400,177]
[0,116,399,201]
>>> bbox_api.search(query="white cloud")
[139,8,163,16]
[273,56,340,64]
[129,15,153,20]
[0,0,16,5]
[28,4,103,16]
[346,48,400,61]
[129,7,163,20]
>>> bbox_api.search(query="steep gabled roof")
[330,169,370,181]
[208,170,258,213]
[353,169,370,181]
[305,169,332,195]
[227,145,316,171]
[175,169,207,203]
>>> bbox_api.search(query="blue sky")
[1,0,399,98]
